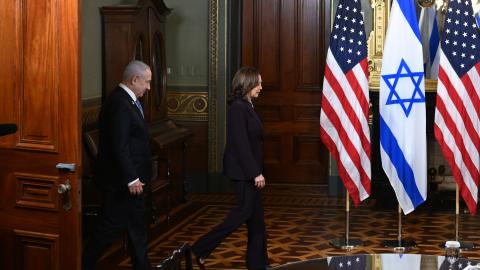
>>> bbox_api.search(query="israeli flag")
[381,254,421,270]
[419,5,440,79]
[380,0,426,214]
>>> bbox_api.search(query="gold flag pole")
[329,190,363,250]
[397,205,402,250]
[440,184,475,250]
[455,185,459,241]
[382,203,416,251]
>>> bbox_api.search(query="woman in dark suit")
[191,67,269,270]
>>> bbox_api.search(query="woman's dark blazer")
[223,97,264,181]
[95,87,153,190]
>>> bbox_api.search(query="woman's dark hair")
[228,67,260,103]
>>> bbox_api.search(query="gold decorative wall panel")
[367,0,390,91]
[208,0,219,173]
[167,92,208,121]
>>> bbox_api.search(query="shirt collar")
[119,83,137,102]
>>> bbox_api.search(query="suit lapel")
[240,99,263,140]
[244,100,262,128]
[117,87,147,126]
[130,98,145,120]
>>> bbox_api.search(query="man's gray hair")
[122,60,150,81]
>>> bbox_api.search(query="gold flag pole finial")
[417,0,436,8]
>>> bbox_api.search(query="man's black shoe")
[195,256,205,270]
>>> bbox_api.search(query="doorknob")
[58,179,72,211]
[58,179,71,194]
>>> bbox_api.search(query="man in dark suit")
[83,60,153,270]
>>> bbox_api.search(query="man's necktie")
[135,99,144,118]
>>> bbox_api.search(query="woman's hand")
[254,174,266,189]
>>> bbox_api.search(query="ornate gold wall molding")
[367,0,390,91]
[167,91,208,121]
[208,0,219,173]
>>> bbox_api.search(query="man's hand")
[254,174,266,189]
[128,181,145,195]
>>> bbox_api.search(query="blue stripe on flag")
[396,0,422,42]
[429,16,439,66]
[379,116,425,208]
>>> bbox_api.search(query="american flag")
[438,257,480,270]
[434,0,480,215]
[328,255,366,270]
[320,0,370,205]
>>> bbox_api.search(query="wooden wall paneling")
[17,0,59,152]
[241,0,254,66]
[101,9,135,99]
[256,0,280,89]
[296,0,321,91]
[279,0,296,93]
[293,104,321,122]
[293,135,322,165]
[14,230,60,270]
[178,121,208,171]
[263,134,282,165]
[14,173,60,211]
[150,32,168,121]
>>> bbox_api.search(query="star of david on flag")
[383,59,425,117]
[379,0,427,214]
[381,254,421,270]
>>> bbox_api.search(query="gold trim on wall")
[367,0,390,91]
[372,254,381,270]
[167,92,208,121]
[208,0,219,173]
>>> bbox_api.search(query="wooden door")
[0,0,81,269]
[242,0,330,184]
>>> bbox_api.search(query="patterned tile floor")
[97,185,480,269]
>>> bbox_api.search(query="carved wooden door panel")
[0,0,81,269]
[242,0,330,184]
[146,7,168,123]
